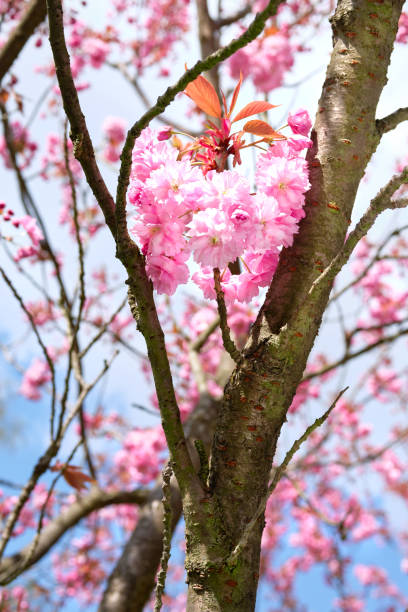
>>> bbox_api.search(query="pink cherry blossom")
[102,116,127,143]
[397,12,408,43]
[145,252,189,295]
[256,152,310,217]
[287,108,312,136]
[20,358,51,401]
[229,30,294,93]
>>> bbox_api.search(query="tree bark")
[0,0,46,83]
[99,393,221,612]
[195,0,220,90]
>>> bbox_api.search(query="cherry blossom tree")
[0,0,408,610]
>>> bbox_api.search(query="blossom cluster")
[102,116,127,163]
[228,28,294,93]
[0,121,37,170]
[0,203,44,262]
[128,107,311,302]
[40,133,104,240]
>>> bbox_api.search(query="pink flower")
[102,116,127,143]
[287,108,312,136]
[256,152,310,217]
[397,12,408,43]
[229,31,294,93]
[130,127,178,183]
[157,126,172,141]
[287,136,313,153]
[335,597,364,612]
[16,215,43,246]
[131,207,187,256]
[145,252,189,295]
[82,38,110,68]
[354,564,387,586]
[20,358,51,401]
[189,208,242,269]
[192,267,237,304]
[114,426,166,485]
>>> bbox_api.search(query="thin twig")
[154,462,173,612]
[0,0,46,83]
[46,0,117,235]
[109,62,196,136]
[59,351,119,440]
[79,297,131,358]
[190,316,220,352]
[0,101,72,319]
[308,167,408,300]
[0,350,117,562]
[0,485,150,583]
[227,387,348,566]
[63,122,86,332]
[328,224,408,303]
[0,266,57,434]
[0,439,83,584]
[376,107,408,135]
[214,5,252,28]
[302,327,408,382]
[213,268,241,363]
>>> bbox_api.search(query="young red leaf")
[184,75,222,118]
[228,72,243,117]
[221,90,228,116]
[62,465,95,491]
[51,461,95,491]
[243,120,285,139]
[232,101,278,123]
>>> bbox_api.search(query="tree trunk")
[183,1,404,609]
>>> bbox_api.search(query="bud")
[157,126,172,141]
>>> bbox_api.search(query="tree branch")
[190,316,220,352]
[46,0,200,499]
[0,0,46,83]
[227,387,348,566]
[153,463,173,612]
[0,265,57,427]
[46,0,116,236]
[301,326,408,382]
[328,223,408,304]
[213,268,241,363]
[214,5,252,28]
[307,167,408,301]
[0,487,149,582]
[376,107,408,135]
[99,392,223,612]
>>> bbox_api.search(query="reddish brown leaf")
[51,461,95,491]
[184,75,222,118]
[228,72,243,117]
[232,101,278,123]
[243,120,285,139]
[13,92,24,113]
[221,90,228,116]
[63,465,95,491]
